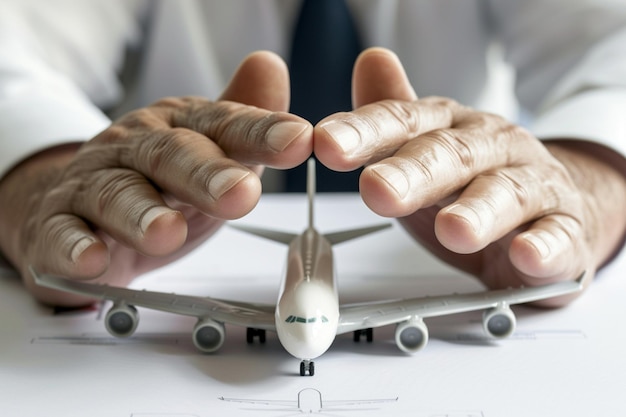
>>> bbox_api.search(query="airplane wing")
[336,271,587,334]
[31,268,276,331]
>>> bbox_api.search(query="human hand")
[0,51,313,306]
[314,48,626,306]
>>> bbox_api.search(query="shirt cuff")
[0,93,111,178]
[531,88,626,180]
[531,88,626,155]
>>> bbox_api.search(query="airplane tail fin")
[308,158,391,244]
[228,158,318,245]
[307,158,315,230]
[230,158,391,245]
[323,223,391,245]
[307,158,391,244]
[228,223,297,245]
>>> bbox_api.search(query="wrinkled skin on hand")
[315,48,626,306]
[1,48,624,308]
[0,52,313,305]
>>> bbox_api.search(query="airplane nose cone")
[278,322,336,359]
[276,283,339,360]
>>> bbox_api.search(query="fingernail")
[523,232,551,259]
[208,168,250,200]
[266,121,309,152]
[70,236,96,263]
[444,203,482,233]
[319,121,361,154]
[370,164,409,199]
[140,206,173,234]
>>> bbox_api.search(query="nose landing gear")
[300,360,315,376]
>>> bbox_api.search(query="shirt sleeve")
[0,0,147,178]
[489,0,626,163]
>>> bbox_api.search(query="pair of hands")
[3,48,620,306]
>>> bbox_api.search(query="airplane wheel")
[354,328,374,343]
[246,328,267,344]
[300,360,314,376]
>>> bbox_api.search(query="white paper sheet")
[1,193,624,416]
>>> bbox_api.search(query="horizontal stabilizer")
[229,224,297,245]
[324,223,392,245]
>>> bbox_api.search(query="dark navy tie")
[286,0,363,192]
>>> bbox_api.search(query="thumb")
[220,50,291,112]
[352,47,417,108]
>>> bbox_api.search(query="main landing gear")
[246,328,266,344]
[300,360,315,376]
[353,328,374,342]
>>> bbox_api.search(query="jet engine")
[192,318,226,353]
[105,303,139,338]
[483,304,516,338]
[395,317,429,353]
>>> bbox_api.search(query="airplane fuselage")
[275,227,339,361]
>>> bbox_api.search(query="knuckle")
[117,107,166,130]
[151,96,192,109]
[421,95,459,108]
[536,160,579,206]
[182,99,238,136]
[92,124,129,145]
[501,124,536,146]
[233,107,284,150]
[481,163,582,222]
[405,154,435,183]
[377,100,422,137]
[249,112,280,139]
[35,172,82,218]
[506,123,532,139]
[95,170,133,211]
[134,127,229,194]
[538,215,583,247]
[425,129,475,171]
[35,215,95,272]
[116,97,213,132]
[149,96,208,126]
[181,99,274,149]
[481,170,532,211]
[135,127,203,176]
[423,96,462,120]
[548,177,584,222]
[22,181,86,268]
[236,111,282,147]
[356,97,458,144]
[221,109,304,156]
[84,169,148,220]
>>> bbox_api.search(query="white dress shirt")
[1,0,626,179]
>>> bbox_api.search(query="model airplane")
[31,159,585,376]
